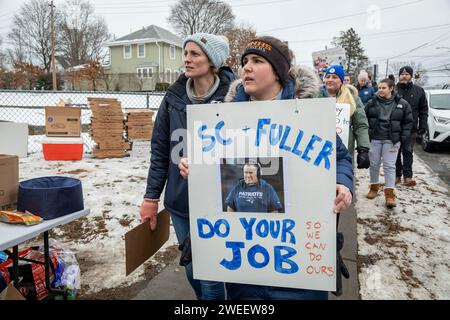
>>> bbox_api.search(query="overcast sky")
[1,0,449,85]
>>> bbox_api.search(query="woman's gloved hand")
[356,147,370,169]
[139,198,159,230]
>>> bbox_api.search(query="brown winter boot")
[366,183,380,199]
[403,178,417,186]
[395,177,402,185]
[384,188,396,208]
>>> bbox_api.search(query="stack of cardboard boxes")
[43,101,83,160]
[124,109,154,141]
[88,97,131,159]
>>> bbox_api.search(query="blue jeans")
[170,212,225,300]
[226,283,328,300]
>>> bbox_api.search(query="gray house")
[105,25,184,91]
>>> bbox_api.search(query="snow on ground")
[16,141,450,299]
[19,142,178,295]
[355,155,450,299]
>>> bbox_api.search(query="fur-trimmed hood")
[224,65,322,102]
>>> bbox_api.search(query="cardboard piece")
[0,283,25,300]
[125,209,170,276]
[0,154,19,207]
[0,122,28,158]
[45,107,81,137]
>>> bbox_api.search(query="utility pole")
[385,58,389,78]
[50,0,57,90]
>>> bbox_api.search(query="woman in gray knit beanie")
[140,32,235,301]
[183,33,231,103]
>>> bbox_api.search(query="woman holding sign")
[321,65,371,170]
[140,33,235,300]
[180,36,353,300]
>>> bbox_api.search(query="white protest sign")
[187,98,337,292]
[336,103,350,149]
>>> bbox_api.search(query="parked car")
[422,89,450,151]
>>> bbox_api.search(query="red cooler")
[42,137,84,161]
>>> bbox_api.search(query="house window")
[137,67,153,79]
[165,69,171,83]
[123,45,131,59]
[170,45,176,60]
[138,44,145,58]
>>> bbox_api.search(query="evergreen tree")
[332,28,369,76]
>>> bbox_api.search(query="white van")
[422,89,450,151]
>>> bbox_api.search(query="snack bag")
[0,210,43,225]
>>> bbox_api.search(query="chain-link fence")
[0,90,164,154]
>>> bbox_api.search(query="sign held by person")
[187,98,337,291]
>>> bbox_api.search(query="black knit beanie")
[399,66,413,77]
[241,37,291,86]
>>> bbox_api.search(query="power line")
[260,0,425,33]
[288,23,450,44]
[388,31,450,60]
[93,0,251,5]
[95,0,294,13]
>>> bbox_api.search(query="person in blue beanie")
[321,64,371,170]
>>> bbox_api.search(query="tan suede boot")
[384,188,396,208]
[403,178,417,186]
[395,177,401,185]
[366,183,380,199]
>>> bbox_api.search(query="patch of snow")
[356,155,450,299]
[18,147,178,295]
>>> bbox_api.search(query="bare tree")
[389,61,429,86]
[99,73,117,91]
[225,24,256,74]
[12,62,44,90]
[57,0,110,67]
[168,0,235,37]
[0,36,6,69]
[8,0,53,73]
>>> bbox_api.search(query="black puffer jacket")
[144,67,236,218]
[396,82,428,133]
[365,93,413,144]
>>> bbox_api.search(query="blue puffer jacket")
[144,67,236,217]
[357,85,375,105]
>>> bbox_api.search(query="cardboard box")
[0,283,25,300]
[0,154,19,207]
[45,107,81,137]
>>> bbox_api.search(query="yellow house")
[105,25,184,91]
